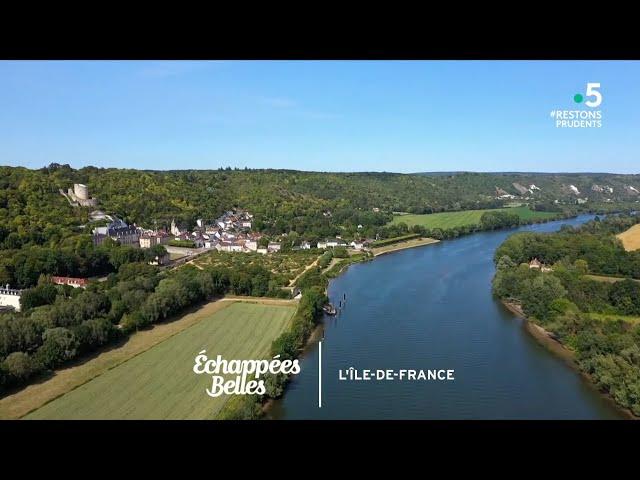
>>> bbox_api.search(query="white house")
[327,239,347,248]
[257,247,268,255]
[230,243,243,252]
[268,242,282,253]
[245,240,258,251]
[350,241,364,250]
[317,241,328,249]
[301,241,311,250]
[216,242,233,252]
[0,285,22,312]
[205,240,219,249]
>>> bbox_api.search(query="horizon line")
[4,164,639,176]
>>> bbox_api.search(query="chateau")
[0,285,23,312]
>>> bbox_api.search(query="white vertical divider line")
[318,341,322,408]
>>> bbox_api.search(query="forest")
[0,249,313,392]
[492,214,640,416]
[2,163,640,415]
[2,164,640,254]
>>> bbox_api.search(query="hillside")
[1,165,639,252]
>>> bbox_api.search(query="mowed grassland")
[617,224,640,251]
[588,312,640,325]
[26,302,295,420]
[389,206,557,229]
[585,274,640,284]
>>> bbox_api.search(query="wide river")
[270,214,625,419]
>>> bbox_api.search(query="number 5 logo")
[584,83,602,108]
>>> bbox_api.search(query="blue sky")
[1,60,638,173]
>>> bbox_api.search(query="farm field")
[388,206,557,229]
[26,301,295,420]
[617,223,640,251]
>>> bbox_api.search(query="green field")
[26,302,295,420]
[588,312,640,325]
[585,274,640,284]
[389,206,557,229]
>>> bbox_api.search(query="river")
[269,214,625,419]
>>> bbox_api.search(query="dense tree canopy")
[492,214,640,416]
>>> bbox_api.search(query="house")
[293,287,302,300]
[93,218,140,247]
[149,252,170,266]
[327,239,347,248]
[204,239,219,249]
[245,240,258,251]
[529,258,553,272]
[231,240,245,252]
[0,284,23,312]
[301,241,311,250]
[241,221,252,229]
[51,276,88,288]
[216,241,234,252]
[350,240,365,250]
[268,242,282,253]
[257,248,268,255]
[139,234,163,249]
[194,238,205,248]
[317,241,328,249]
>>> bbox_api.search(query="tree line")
[0,255,296,392]
[492,214,640,416]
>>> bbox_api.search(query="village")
[91,208,371,255]
[3,183,378,313]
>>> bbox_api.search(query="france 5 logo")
[573,83,602,108]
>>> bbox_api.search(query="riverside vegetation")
[492,214,640,416]
[2,163,640,418]
[0,249,319,394]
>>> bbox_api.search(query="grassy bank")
[371,237,439,256]
[25,301,295,419]
[501,300,636,419]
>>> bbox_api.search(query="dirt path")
[0,296,296,420]
[321,257,341,274]
[287,255,321,287]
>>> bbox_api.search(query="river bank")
[371,237,440,257]
[501,300,637,420]
[272,214,628,419]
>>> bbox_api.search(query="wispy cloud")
[296,110,340,120]
[259,96,297,109]
[257,96,339,120]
